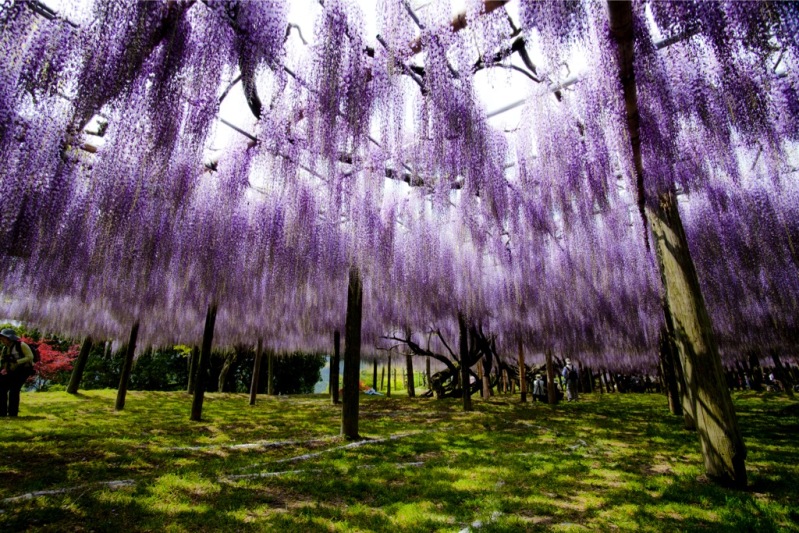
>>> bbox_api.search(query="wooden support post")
[381,364,385,391]
[267,350,275,396]
[372,359,378,390]
[387,356,392,397]
[331,331,340,403]
[545,349,558,405]
[518,339,527,402]
[341,267,363,440]
[477,362,484,398]
[249,338,263,405]
[405,352,415,398]
[66,336,93,394]
[458,313,473,411]
[191,305,217,421]
[115,323,139,411]
[187,346,199,394]
[426,356,431,390]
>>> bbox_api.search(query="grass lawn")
[1,389,797,532]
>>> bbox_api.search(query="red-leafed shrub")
[20,336,80,382]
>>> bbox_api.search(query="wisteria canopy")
[1,0,798,370]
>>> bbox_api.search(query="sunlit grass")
[0,390,797,532]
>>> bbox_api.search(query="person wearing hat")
[532,373,547,403]
[0,328,34,417]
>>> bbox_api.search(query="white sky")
[40,0,601,197]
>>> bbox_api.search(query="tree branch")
[381,334,458,375]
[409,1,511,55]
[607,0,649,250]
[435,330,457,361]
[285,23,308,45]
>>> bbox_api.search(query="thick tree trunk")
[458,314,473,411]
[666,305,696,429]
[187,346,199,394]
[405,352,415,398]
[66,336,93,394]
[659,327,683,416]
[330,330,340,403]
[249,338,263,405]
[115,323,139,411]
[650,192,745,485]
[191,305,217,421]
[545,349,558,405]
[341,267,363,440]
[609,0,745,488]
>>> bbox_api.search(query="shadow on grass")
[0,390,797,532]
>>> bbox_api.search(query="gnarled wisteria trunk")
[770,351,794,398]
[341,267,363,440]
[218,349,238,392]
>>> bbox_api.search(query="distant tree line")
[76,344,324,394]
[2,324,324,394]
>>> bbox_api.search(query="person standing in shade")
[532,374,547,403]
[0,329,34,417]
[562,358,578,402]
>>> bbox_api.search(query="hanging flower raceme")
[306,0,374,168]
